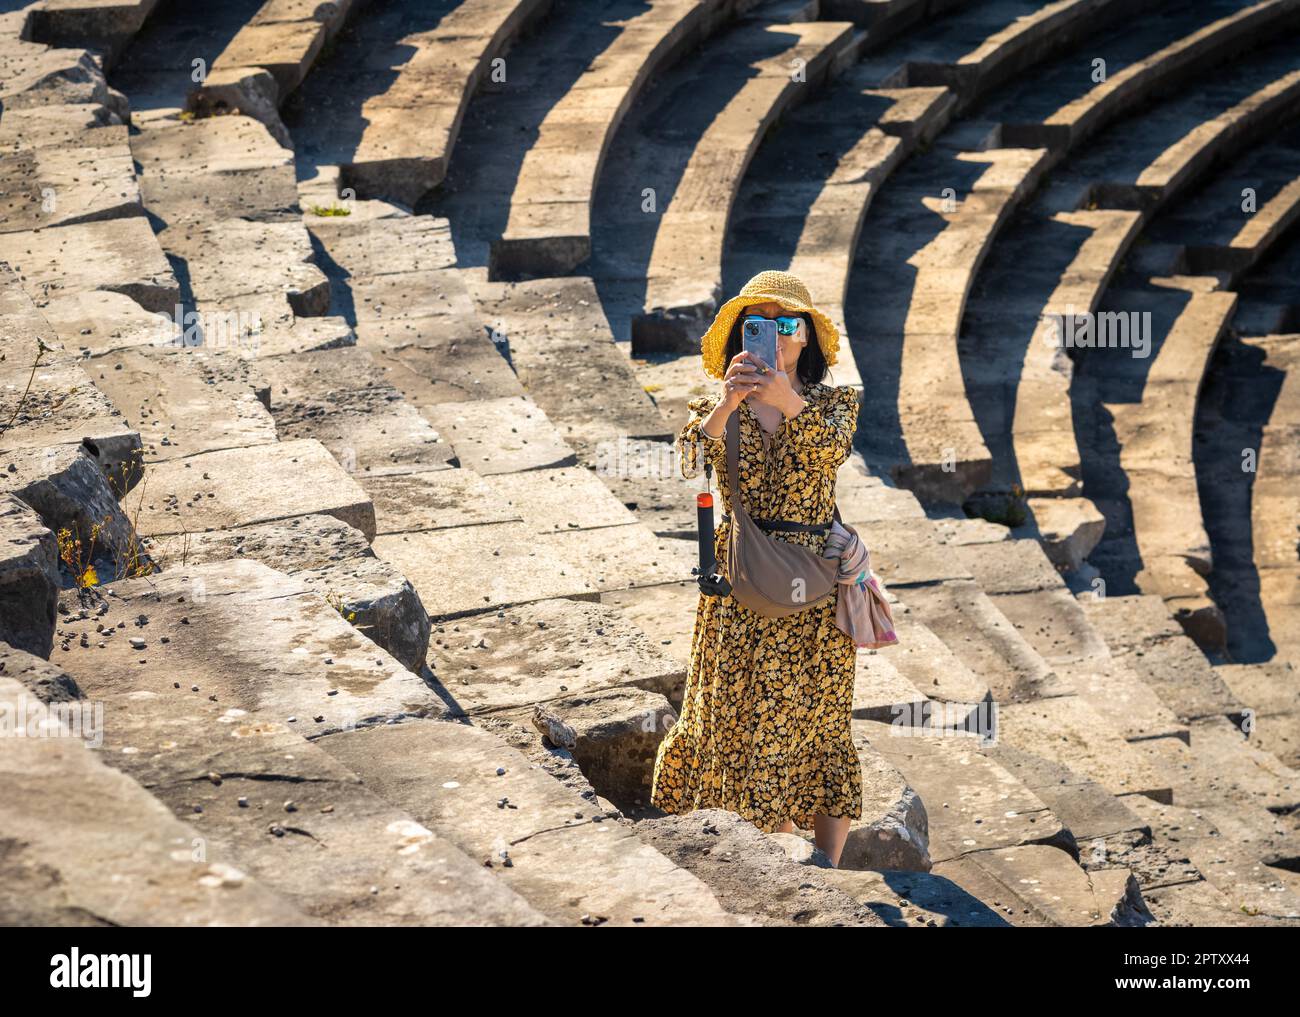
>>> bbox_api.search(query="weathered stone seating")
[490,0,753,279]
[305,213,525,400]
[955,4,1300,581]
[22,0,162,67]
[469,275,671,457]
[851,142,1048,503]
[856,0,1129,112]
[322,718,749,925]
[630,15,858,350]
[996,0,1300,153]
[0,649,316,925]
[50,563,555,925]
[121,436,375,538]
[321,0,553,206]
[0,216,178,313]
[188,0,362,145]
[0,496,59,657]
[5,0,1300,928]
[1241,336,1300,664]
[727,72,953,390]
[1101,285,1237,649]
[1151,123,1300,285]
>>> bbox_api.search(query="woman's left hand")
[747,341,806,418]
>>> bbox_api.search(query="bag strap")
[724,406,744,517]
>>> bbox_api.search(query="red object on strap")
[697,492,713,508]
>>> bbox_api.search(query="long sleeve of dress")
[781,384,860,471]
[676,394,727,480]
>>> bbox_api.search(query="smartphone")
[742,317,778,372]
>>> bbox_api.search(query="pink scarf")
[822,521,898,650]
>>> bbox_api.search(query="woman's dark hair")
[723,310,829,386]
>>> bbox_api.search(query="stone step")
[364,467,519,536]
[1102,286,1237,650]
[485,465,641,532]
[1233,214,1300,333]
[860,718,1070,865]
[375,523,594,618]
[945,2,1300,577]
[598,580,699,693]
[0,121,141,233]
[204,0,361,108]
[629,15,858,349]
[1079,591,1249,723]
[728,77,955,389]
[424,595,683,717]
[932,843,1149,926]
[468,275,671,457]
[0,650,315,926]
[318,716,746,926]
[0,216,179,314]
[1217,661,1300,768]
[995,0,1300,152]
[142,513,430,674]
[953,538,1110,664]
[422,395,578,475]
[23,0,164,69]
[1123,793,1300,922]
[52,638,550,925]
[0,14,129,115]
[1101,64,1300,213]
[0,102,121,152]
[259,345,457,477]
[86,344,278,464]
[0,493,60,657]
[849,142,1049,503]
[1142,875,1297,927]
[300,0,557,207]
[122,437,377,541]
[1152,124,1300,284]
[1198,333,1300,663]
[1044,32,1300,218]
[305,213,527,406]
[892,580,1067,703]
[858,0,1131,112]
[0,353,141,483]
[157,215,331,325]
[1135,714,1300,814]
[490,0,743,279]
[886,604,992,719]
[131,112,301,224]
[631,808,888,925]
[996,695,1175,803]
[988,209,1140,506]
[55,558,438,733]
[981,735,1156,851]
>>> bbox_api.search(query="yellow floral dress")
[650,381,864,833]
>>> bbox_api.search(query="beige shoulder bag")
[722,407,840,617]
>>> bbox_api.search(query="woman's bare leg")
[813,815,851,867]
[774,818,795,834]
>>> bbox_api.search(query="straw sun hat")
[699,269,841,379]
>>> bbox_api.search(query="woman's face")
[742,301,807,371]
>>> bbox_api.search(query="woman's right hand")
[721,351,762,408]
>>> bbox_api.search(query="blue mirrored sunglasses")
[742,313,802,335]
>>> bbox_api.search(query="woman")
[649,269,864,867]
